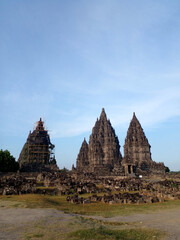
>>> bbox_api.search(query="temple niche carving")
[18,118,57,172]
[76,109,165,176]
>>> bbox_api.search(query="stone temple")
[122,112,165,176]
[76,109,165,176]
[77,108,123,175]
[18,118,57,172]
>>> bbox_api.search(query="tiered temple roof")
[76,108,122,174]
[122,113,153,175]
[18,118,56,171]
[123,113,152,163]
[76,138,89,171]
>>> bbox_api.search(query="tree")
[165,166,170,173]
[0,149,19,172]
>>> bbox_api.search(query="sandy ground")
[0,207,180,240]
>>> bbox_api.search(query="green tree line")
[0,149,19,172]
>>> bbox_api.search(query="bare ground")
[0,207,180,240]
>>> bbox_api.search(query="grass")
[25,233,44,239]
[19,214,165,240]
[19,217,165,240]
[78,217,130,226]
[0,194,169,240]
[0,194,180,217]
[36,186,56,190]
[67,227,164,240]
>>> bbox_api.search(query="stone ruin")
[0,112,179,208]
[0,173,37,195]
[18,118,58,172]
[77,108,123,175]
[76,108,165,177]
[122,112,165,176]
[1,170,180,205]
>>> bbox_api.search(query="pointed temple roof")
[18,117,56,171]
[35,118,45,131]
[27,118,51,145]
[125,112,150,146]
[100,108,107,120]
[76,137,89,170]
[88,108,122,169]
[81,138,88,148]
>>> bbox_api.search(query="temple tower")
[76,108,122,174]
[123,113,152,175]
[18,118,56,171]
[76,138,89,171]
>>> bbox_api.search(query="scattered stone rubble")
[0,172,180,205]
[66,179,180,205]
[66,192,160,205]
[0,174,37,195]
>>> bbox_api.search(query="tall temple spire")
[18,118,56,171]
[76,108,122,174]
[89,108,122,172]
[123,113,152,175]
[99,108,107,120]
[76,138,89,171]
[126,112,149,146]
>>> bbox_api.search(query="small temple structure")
[76,109,165,176]
[18,118,57,172]
[76,138,89,172]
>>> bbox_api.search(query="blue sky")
[0,0,180,171]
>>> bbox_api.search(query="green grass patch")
[67,227,164,240]
[36,181,44,187]
[25,233,44,239]
[36,186,56,190]
[12,203,20,207]
[0,194,180,217]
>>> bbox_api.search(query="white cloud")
[49,84,180,138]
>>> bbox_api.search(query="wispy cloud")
[49,84,180,138]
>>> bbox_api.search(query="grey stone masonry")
[122,113,165,176]
[76,108,122,174]
[76,138,89,172]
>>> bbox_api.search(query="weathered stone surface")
[18,118,58,172]
[122,113,165,176]
[1,171,180,204]
[0,174,37,195]
[124,113,152,164]
[76,138,89,172]
[76,109,165,177]
[88,108,122,172]
[76,108,122,175]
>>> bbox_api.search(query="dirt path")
[0,207,180,240]
[0,208,73,240]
